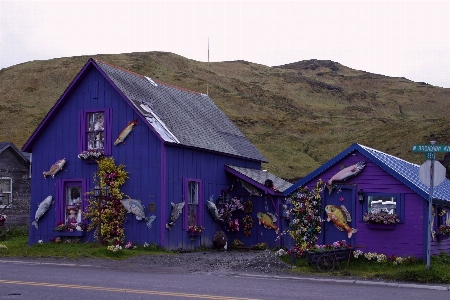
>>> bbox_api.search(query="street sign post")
[413,141,450,270]
[412,144,450,152]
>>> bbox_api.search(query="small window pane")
[0,179,11,192]
[368,196,397,214]
[187,181,198,226]
[87,112,104,150]
[65,186,82,224]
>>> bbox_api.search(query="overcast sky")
[2,1,450,88]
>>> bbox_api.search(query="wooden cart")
[306,248,353,272]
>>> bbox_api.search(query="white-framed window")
[368,195,397,215]
[0,177,12,206]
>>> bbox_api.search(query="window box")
[365,223,396,230]
[53,230,86,237]
[438,234,449,241]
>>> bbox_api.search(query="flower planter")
[188,232,202,241]
[438,234,449,241]
[54,230,86,237]
[365,223,396,230]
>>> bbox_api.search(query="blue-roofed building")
[286,143,450,260]
[22,59,291,249]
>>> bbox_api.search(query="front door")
[323,186,357,246]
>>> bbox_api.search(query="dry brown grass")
[1,52,449,180]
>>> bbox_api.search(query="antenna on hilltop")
[207,38,210,96]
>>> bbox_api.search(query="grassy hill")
[1,52,450,181]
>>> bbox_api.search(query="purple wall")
[27,64,268,250]
[301,149,429,259]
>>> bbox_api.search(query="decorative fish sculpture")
[326,161,366,194]
[325,204,358,238]
[114,118,138,145]
[120,198,156,229]
[165,202,185,230]
[32,195,53,229]
[206,198,220,221]
[43,158,66,178]
[257,212,279,234]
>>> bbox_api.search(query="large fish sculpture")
[325,204,358,238]
[43,158,66,178]
[120,198,156,229]
[326,161,366,194]
[206,198,220,221]
[32,195,53,229]
[114,119,138,146]
[257,212,279,234]
[165,202,185,229]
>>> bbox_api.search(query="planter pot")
[365,223,396,230]
[438,234,450,241]
[54,230,86,237]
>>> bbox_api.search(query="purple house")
[22,58,292,249]
[285,143,450,260]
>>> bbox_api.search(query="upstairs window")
[87,112,104,150]
[78,109,112,156]
[0,178,12,206]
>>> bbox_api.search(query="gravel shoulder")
[3,250,294,276]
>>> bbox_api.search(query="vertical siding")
[300,150,427,259]
[164,145,263,249]
[27,65,266,250]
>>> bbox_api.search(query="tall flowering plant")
[279,180,324,255]
[84,157,129,245]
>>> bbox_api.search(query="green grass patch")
[0,225,168,260]
[280,252,450,284]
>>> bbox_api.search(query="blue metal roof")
[285,143,450,205]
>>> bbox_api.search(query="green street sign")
[412,145,450,152]
[425,152,435,160]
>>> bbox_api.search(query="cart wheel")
[316,254,335,272]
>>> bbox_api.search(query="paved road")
[0,258,449,300]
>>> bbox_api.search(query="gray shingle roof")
[225,165,293,194]
[0,142,30,162]
[285,143,450,205]
[95,60,267,162]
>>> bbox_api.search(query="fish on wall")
[165,202,185,230]
[114,119,138,146]
[32,195,53,229]
[325,204,358,238]
[206,198,220,221]
[43,158,66,178]
[120,198,157,229]
[326,161,366,194]
[257,212,279,234]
